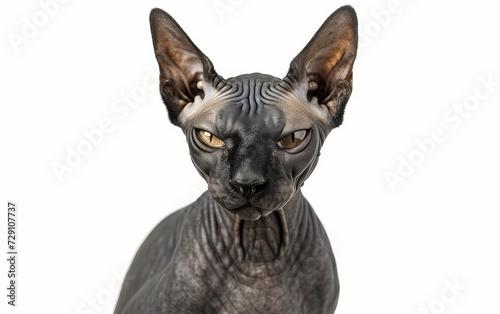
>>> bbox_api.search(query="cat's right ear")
[150,8,219,126]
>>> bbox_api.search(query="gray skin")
[115,6,357,314]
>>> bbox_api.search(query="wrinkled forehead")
[178,76,329,135]
[214,100,285,138]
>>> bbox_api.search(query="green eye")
[278,130,308,149]
[197,129,225,148]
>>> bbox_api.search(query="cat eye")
[197,129,225,148]
[278,130,308,149]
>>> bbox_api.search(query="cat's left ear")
[285,6,358,128]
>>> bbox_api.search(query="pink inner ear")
[287,6,357,90]
[283,6,357,127]
[305,33,356,87]
[151,9,224,127]
[151,8,214,105]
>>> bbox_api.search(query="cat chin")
[228,206,274,221]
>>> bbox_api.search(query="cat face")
[183,75,333,220]
[150,7,358,220]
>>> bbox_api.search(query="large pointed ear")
[150,8,219,126]
[285,6,358,127]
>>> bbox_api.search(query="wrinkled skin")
[115,6,357,314]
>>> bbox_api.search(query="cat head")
[150,6,358,220]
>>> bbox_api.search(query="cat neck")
[233,207,288,263]
[195,190,314,267]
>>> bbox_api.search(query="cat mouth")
[227,204,274,221]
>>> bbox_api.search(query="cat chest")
[161,251,336,314]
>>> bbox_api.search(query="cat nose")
[230,176,268,200]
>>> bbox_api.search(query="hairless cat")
[115,6,358,314]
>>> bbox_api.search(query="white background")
[1,0,499,313]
